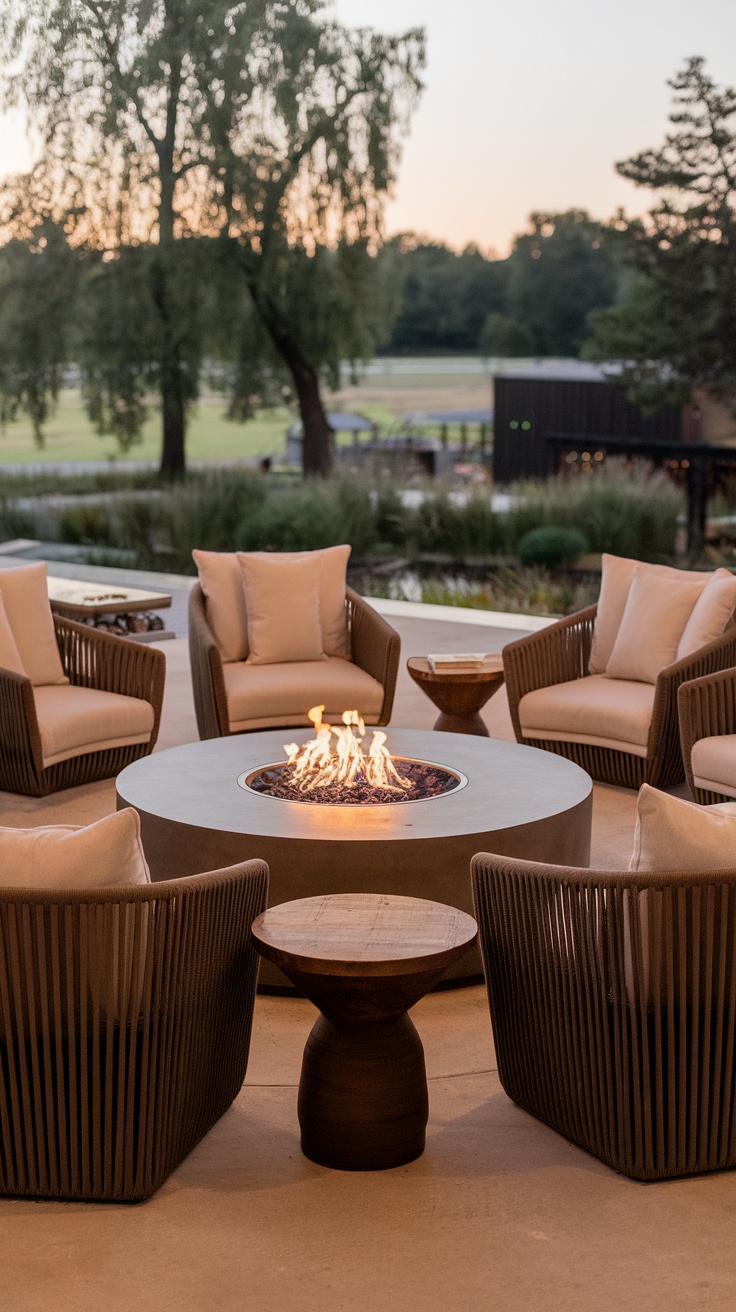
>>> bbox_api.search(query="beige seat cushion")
[678,571,736,658]
[0,590,26,676]
[691,734,736,799]
[630,783,736,872]
[519,674,655,756]
[239,552,325,664]
[0,562,67,686]
[0,808,150,888]
[588,555,712,675]
[224,656,384,731]
[605,570,705,684]
[33,684,154,768]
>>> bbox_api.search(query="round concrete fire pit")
[117,728,592,987]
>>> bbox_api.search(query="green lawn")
[0,392,298,465]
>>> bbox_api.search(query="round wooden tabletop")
[407,656,505,686]
[251,892,478,978]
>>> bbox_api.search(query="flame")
[284,706,412,795]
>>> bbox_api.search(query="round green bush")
[517,525,588,568]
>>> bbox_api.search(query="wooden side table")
[407,656,505,736]
[251,893,477,1171]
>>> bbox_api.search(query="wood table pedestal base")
[298,1011,428,1171]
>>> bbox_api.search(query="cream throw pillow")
[0,562,67,686]
[0,590,26,677]
[589,554,711,675]
[0,808,151,888]
[677,570,736,659]
[239,552,325,664]
[237,546,351,659]
[192,549,250,663]
[605,570,705,683]
[629,784,736,873]
[194,545,351,662]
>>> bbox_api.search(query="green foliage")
[517,526,588,568]
[506,466,683,561]
[0,223,78,444]
[480,313,534,358]
[587,58,736,410]
[386,239,507,354]
[504,211,619,358]
[40,464,683,571]
[57,503,114,546]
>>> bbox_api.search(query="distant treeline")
[385,210,621,358]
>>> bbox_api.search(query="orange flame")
[284,706,411,795]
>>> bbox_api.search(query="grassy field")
[0,364,492,465]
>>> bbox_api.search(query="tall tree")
[503,210,619,358]
[0,221,78,443]
[588,58,736,410]
[385,238,506,354]
[0,0,423,475]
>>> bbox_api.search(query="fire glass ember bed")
[116,725,593,988]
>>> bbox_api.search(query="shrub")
[56,503,114,546]
[236,479,377,557]
[517,525,588,568]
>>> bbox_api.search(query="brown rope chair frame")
[0,859,268,1202]
[503,604,736,789]
[679,668,736,805]
[188,582,401,740]
[472,851,736,1181]
[0,615,165,798]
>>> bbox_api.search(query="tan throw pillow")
[0,808,151,888]
[630,783,736,872]
[606,570,704,684]
[0,589,26,677]
[677,569,736,659]
[237,545,350,658]
[0,562,67,686]
[589,554,710,675]
[238,552,325,665]
[192,549,250,663]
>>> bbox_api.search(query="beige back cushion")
[630,784,736,872]
[194,546,351,662]
[0,808,151,888]
[589,554,711,675]
[193,550,250,663]
[677,570,736,659]
[605,570,705,684]
[239,552,325,664]
[0,562,67,686]
[0,589,27,677]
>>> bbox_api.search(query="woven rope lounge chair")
[0,859,268,1201]
[189,582,400,739]
[0,615,165,797]
[503,604,736,789]
[679,668,736,804]
[472,851,736,1180]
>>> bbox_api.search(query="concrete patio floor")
[0,586,727,1312]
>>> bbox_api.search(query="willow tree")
[0,1,423,475]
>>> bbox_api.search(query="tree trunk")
[248,279,333,477]
[155,162,187,479]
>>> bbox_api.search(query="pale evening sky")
[0,0,735,255]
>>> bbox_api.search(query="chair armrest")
[678,666,736,796]
[0,666,44,776]
[503,606,597,742]
[650,622,736,759]
[188,583,229,738]
[54,615,166,749]
[347,588,401,726]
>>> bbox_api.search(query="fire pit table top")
[117,727,591,846]
[117,728,592,988]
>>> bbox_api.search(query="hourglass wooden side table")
[251,892,478,1171]
[407,655,505,736]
